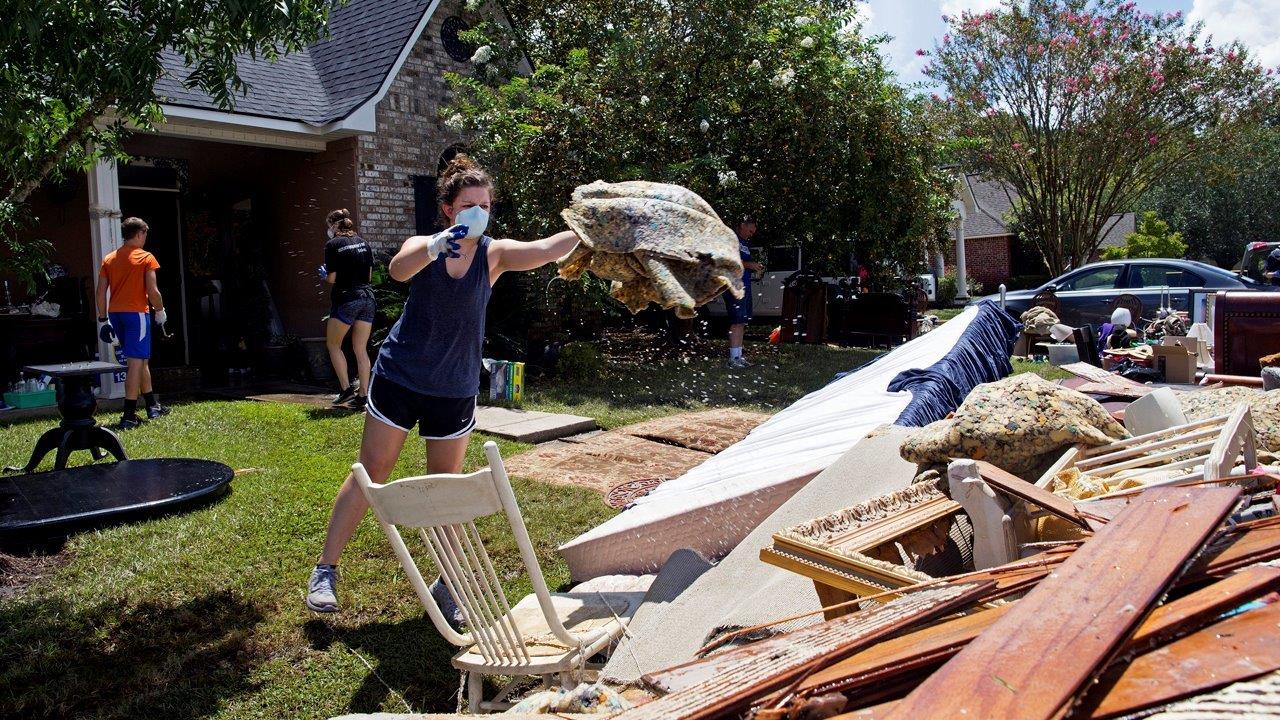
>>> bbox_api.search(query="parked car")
[975,259,1275,327]
[1236,241,1280,285]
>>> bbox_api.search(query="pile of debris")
[620,482,1280,719]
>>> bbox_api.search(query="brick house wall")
[356,0,470,253]
[943,234,1012,291]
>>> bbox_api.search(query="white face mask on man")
[454,205,490,239]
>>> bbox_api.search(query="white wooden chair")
[354,441,644,712]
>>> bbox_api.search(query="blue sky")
[861,0,1280,89]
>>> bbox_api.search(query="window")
[440,16,472,62]
[1058,266,1120,291]
[1131,264,1205,288]
[412,175,439,234]
[764,246,800,272]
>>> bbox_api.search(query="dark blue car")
[975,259,1276,327]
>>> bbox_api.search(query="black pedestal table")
[8,361,128,472]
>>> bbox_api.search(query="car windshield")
[1056,266,1121,291]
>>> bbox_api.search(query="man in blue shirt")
[725,217,764,368]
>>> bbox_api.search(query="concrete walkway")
[473,405,598,444]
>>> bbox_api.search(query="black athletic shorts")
[366,374,477,439]
[330,296,375,325]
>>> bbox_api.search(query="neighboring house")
[942,172,1135,288]
[21,0,500,394]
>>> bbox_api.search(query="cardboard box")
[1155,337,1198,384]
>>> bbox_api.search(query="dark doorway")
[118,185,189,367]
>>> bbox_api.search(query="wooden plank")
[974,461,1090,529]
[625,582,992,719]
[1078,600,1280,718]
[882,486,1241,720]
[795,565,1280,702]
[1187,515,1280,580]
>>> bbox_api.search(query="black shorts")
[366,374,477,439]
[330,296,375,325]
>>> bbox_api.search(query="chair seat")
[452,591,645,674]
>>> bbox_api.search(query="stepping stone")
[474,405,597,444]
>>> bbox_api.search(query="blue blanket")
[889,301,1022,427]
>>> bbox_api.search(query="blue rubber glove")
[317,263,328,280]
[97,318,117,345]
[427,225,467,259]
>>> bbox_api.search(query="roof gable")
[155,0,433,126]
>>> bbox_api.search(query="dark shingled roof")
[154,0,433,126]
[962,172,1134,246]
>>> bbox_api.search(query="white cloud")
[1188,0,1280,67]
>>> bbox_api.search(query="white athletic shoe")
[306,565,340,613]
[727,357,753,369]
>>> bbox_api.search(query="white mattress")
[558,305,980,580]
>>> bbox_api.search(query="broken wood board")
[795,564,1280,703]
[622,582,992,720]
[882,486,1242,720]
[1187,514,1280,580]
[973,461,1090,529]
[1078,600,1280,718]
[617,408,770,454]
[504,432,708,495]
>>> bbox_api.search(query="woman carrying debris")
[306,155,581,614]
[319,208,375,408]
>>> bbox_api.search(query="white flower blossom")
[471,45,494,64]
[639,95,650,106]
[800,36,815,49]
[718,170,738,186]
[794,15,815,26]
[464,0,482,11]
[445,113,465,129]
[699,119,710,133]
[748,59,762,71]
[771,67,795,87]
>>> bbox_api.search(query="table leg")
[13,427,65,473]
[54,433,75,470]
[90,426,128,462]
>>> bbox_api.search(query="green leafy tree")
[1,0,335,285]
[1143,118,1280,267]
[928,0,1277,273]
[1099,210,1186,259]
[443,0,953,287]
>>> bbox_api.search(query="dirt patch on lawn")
[0,543,72,599]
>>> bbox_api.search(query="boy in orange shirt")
[96,217,169,428]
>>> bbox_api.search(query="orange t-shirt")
[100,246,160,313]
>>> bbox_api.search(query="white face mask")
[454,205,490,239]
[327,226,336,239]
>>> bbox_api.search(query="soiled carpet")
[506,409,770,497]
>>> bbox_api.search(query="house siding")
[356,0,470,253]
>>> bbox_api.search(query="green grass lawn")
[0,339,877,720]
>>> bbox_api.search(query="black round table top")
[24,361,126,378]
[0,458,234,536]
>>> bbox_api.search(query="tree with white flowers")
[445,0,952,283]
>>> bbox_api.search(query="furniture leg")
[89,446,105,461]
[814,581,859,620]
[54,433,74,470]
[90,426,127,462]
[468,671,483,714]
[16,427,64,472]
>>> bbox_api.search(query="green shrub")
[936,273,984,305]
[556,341,604,380]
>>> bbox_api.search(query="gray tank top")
[374,237,492,397]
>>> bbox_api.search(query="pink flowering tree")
[927,0,1277,272]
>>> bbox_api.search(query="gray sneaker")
[429,577,467,630]
[727,357,753,369]
[306,565,340,613]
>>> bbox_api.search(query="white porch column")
[951,199,970,303]
[87,159,124,399]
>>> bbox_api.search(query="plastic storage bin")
[4,388,56,408]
